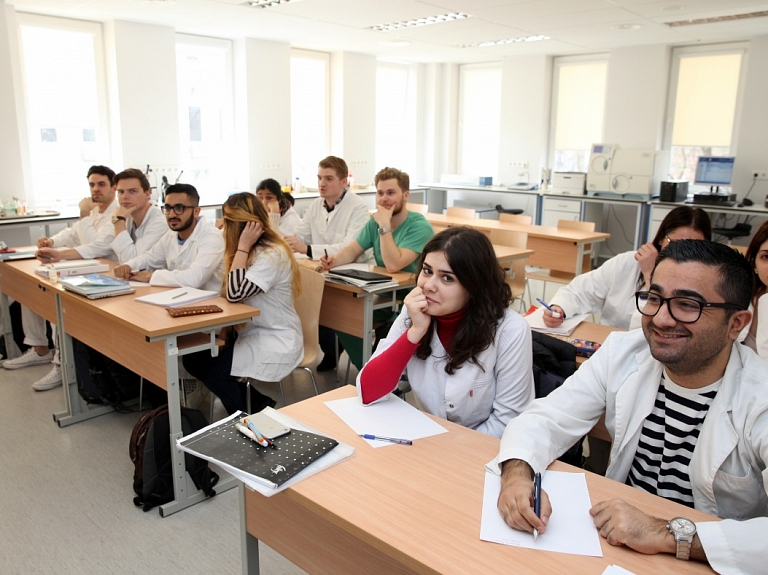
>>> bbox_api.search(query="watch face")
[669,517,696,535]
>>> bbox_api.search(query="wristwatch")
[111,215,126,224]
[378,226,392,235]
[667,517,696,560]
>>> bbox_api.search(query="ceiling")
[9,0,768,63]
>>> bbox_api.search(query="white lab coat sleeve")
[122,233,170,275]
[278,207,301,236]
[309,201,370,257]
[292,209,313,245]
[475,314,535,438]
[111,209,169,263]
[74,222,115,259]
[50,218,93,248]
[550,251,633,319]
[697,517,768,575]
[490,334,614,474]
[150,232,224,289]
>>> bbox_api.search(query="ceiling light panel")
[666,10,768,26]
[369,12,470,31]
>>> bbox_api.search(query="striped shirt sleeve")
[227,267,263,302]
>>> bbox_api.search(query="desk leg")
[159,336,236,517]
[362,294,374,364]
[240,482,260,575]
[53,293,115,427]
[0,290,21,359]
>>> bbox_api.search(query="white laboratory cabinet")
[541,197,581,226]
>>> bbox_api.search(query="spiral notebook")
[177,410,340,489]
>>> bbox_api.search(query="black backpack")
[129,405,219,512]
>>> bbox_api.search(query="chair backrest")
[489,230,528,299]
[557,219,595,232]
[446,206,477,220]
[499,213,532,225]
[407,203,429,214]
[295,267,326,366]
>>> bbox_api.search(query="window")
[375,62,416,175]
[550,56,608,172]
[458,64,501,179]
[290,50,329,188]
[17,15,110,209]
[664,45,745,183]
[176,35,236,191]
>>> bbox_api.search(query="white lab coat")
[50,200,118,261]
[230,245,303,382]
[491,329,768,574]
[743,292,768,359]
[360,307,535,439]
[292,191,370,257]
[268,206,301,236]
[110,206,169,264]
[123,216,224,291]
[550,250,642,330]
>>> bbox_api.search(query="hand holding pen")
[496,460,550,538]
[537,298,565,328]
[319,248,334,271]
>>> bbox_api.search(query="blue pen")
[533,471,542,541]
[360,434,412,445]
[536,297,561,318]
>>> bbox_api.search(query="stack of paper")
[34,259,109,277]
[524,306,586,336]
[134,287,218,307]
[326,264,399,292]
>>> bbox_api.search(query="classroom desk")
[57,282,258,515]
[424,213,609,275]
[239,386,716,574]
[318,245,533,364]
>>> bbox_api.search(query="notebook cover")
[178,414,339,488]
[328,268,392,283]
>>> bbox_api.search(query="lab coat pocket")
[713,464,768,519]
[468,377,493,420]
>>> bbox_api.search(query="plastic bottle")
[348,173,355,189]
[294,177,304,193]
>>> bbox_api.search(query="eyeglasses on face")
[161,204,196,215]
[635,290,744,324]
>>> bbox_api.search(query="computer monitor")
[694,156,735,187]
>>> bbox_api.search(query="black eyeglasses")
[635,290,744,324]
[161,204,196,215]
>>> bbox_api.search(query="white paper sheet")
[602,566,636,575]
[524,306,587,336]
[480,470,603,557]
[324,394,448,447]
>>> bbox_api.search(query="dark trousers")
[318,325,339,363]
[183,345,274,416]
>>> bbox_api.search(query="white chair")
[446,206,477,219]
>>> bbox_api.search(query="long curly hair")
[413,226,512,374]
[221,192,301,298]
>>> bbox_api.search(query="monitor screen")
[694,156,735,186]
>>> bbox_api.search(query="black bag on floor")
[129,405,219,512]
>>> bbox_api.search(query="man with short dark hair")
[114,183,223,292]
[492,240,767,572]
[110,168,167,262]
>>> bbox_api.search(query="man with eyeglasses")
[114,183,224,292]
[491,240,767,572]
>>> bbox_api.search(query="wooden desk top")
[248,386,714,574]
[491,244,534,261]
[424,213,611,243]
[570,321,623,343]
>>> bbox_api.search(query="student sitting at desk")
[183,192,303,415]
[357,227,534,439]
[743,220,768,358]
[255,178,300,236]
[542,206,711,330]
[4,165,118,392]
[321,166,434,370]
[494,241,768,573]
[114,183,224,291]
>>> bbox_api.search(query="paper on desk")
[330,263,371,272]
[324,394,448,447]
[524,306,587,336]
[602,566,636,575]
[480,470,603,557]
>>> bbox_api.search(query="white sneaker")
[3,348,53,370]
[32,365,62,391]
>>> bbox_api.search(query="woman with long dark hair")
[183,192,303,414]
[744,220,768,358]
[357,227,534,438]
[255,178,300,235]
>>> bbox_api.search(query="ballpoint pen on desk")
[237,419,276,449]
[359,434,413,445]
[533,471,542,541]
[535,298,561,319]
[171,291,188,300]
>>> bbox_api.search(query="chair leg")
[138,377,144,411]
[301,367,319,396]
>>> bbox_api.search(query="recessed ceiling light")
[370,12,470,32]
[379,40,411,47]
[666,10,768,26]
[611,23,643,30]
[458,34,550,48]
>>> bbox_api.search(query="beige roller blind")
[671,53,741,147]
[554,61,607,150]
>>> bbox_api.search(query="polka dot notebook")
[178,414,339,488]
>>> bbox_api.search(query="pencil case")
[564,338,601,357]
[166,305,223,317]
